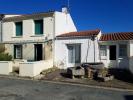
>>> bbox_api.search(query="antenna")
[67,0,70,12]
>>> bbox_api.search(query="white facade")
[99,41,130,69]
[54,37,100,69]
[2,9,77,62]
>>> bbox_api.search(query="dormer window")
[15,22,23,36]
[34,20,43,35]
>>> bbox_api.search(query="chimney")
[62,7,68,13]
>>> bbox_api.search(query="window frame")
[34,19,43,35]
[14,45,23,59]
[119,44,127,57]
[15,22,23,36]
[100,45,107,57]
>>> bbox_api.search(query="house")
[0,7,133,77]
[54,30,133,74]
[54,29,101,69]
[99,32,133,72]
[2,7,76,62]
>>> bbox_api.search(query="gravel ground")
[42,69,133,90]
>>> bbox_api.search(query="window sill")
[12,36,23,38]
[30,34,44,37]
[101,56,107,60]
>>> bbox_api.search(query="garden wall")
[19,60,53,77]
[0,61,12,75]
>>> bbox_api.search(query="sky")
[0,0,133,33]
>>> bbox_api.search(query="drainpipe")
[91,35,96,63]
[0,14,5,43]
[52,12,56,67]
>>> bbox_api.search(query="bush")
[0,53,12,61]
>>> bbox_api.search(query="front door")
[109,45,117,67]
[34,44,43,61]
[67,44,81,67]
[109,45,116,60]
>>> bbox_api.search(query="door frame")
[66,44,81,67]
[34,44,43,61]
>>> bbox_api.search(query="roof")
[100,32,133,41]
[57,29,100,38]
[3,11,54,22]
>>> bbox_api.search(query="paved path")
[0,77,132,100]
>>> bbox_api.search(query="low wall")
[19,60,53,77]
[0,61,13,75]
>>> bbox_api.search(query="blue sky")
[0,0,133,33]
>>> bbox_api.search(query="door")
[67,44,81,67]
[14,45,22,59]
[34,44,43,61]
[109,45,116,60]
[109,45,117,67]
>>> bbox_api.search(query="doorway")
[67,44,81,67]
[34,44,43,61]
[109,45,116,60]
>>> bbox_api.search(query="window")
[34,20,43,35]
[67,44,81,63]
[100,45,107,56]
[15,22,22,36]
[119,44,127,57]
[14,45,22,59]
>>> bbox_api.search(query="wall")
[129,41,133,74]
[2,16,54,42]
[54,12,77,36]
[19,60,53,77]
[0,61,12,75]
[54,37,100,69]
[5,43,48,61]
[100,41,129,69]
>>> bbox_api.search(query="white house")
[2,8,77,62]
[0,8,133,76]
[99,32,133,73]
[54,29,101,69]
[54,30,133,74]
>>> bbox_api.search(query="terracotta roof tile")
[57,29,100,37]
[100,32,133,41]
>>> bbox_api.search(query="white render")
[2,12,77,43]
[0,61,12,75]
[99,41,130,69]
[54,37,100,69]
[2,9,77,62]
[54,11,77,36]
[19,60,53,77]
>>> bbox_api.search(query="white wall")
[3,12,77,43]
[2,16,54,42]
[129,41,133,74]
[19,60,53,77]
[100,41,129,69]
[54,12,77,36]
[54,37,100,69]
[0,61,12,75]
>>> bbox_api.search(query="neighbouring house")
[99,32,133,73]
[2,7,76,63]
[54,29,101,69]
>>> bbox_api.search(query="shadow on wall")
[124,95,133,100]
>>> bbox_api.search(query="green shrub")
[0,53,12,61]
